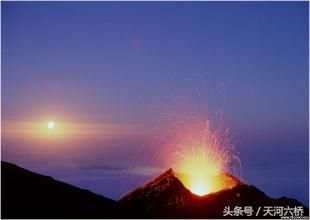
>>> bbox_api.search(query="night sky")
[2,2,309,205]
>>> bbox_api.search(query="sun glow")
[47,121,55,129]
[171,119,240,196]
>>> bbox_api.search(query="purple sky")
[2,2,309,205]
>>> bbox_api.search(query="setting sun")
[47,121,55,129]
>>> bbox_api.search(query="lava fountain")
[169,118,241,196]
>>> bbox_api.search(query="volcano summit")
[120,169,308,218]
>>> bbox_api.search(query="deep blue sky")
[2,2,309,204]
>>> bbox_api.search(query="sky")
[2,2,309,205]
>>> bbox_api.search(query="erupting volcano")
[167,118,240,196]
[119,168,308,218]
[119,115,308,218]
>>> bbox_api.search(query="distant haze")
[2,2,308,205]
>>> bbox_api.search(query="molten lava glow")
[176,172,238,196]
[171,119,240,196]
[190,178,211,196]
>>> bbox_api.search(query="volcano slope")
[1,161,120,218]
[120,169,309,218]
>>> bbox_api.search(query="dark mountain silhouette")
[120,169,309,218]
[1,161,121,218]
[2,161,308,219]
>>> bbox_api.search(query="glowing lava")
[171,119,240,196]
[189,177,211,196]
